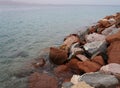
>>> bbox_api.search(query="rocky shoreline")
[28,12,120,88]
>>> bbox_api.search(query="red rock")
[63,34,81,50]
[49,47,68,65]
[106,31,120,43]
[91,56,105,66]
[115,15,120,28]
[54,65,73,79]
[98,19,111,28]
[104,15,115,20]
[29,72,58,88]
[77,60,102,73]
[54,65,69,73]
[107,41,120,64]
[66,58,79,70]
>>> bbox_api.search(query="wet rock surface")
[49,47,68,65]
[29,72,58,88]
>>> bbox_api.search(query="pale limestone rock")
[71,75,81,85]
[85,33,106,43]
[71,81,94,88]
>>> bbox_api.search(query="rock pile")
[28,12,120,88]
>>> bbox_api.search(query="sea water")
[0,5,120,88]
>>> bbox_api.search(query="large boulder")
[66,58,82,74]
[107,41,120,64]
[98,19,111,28]
[77,60,102,73]
[100,63,120,79]
[83,40,107,55]
[29,72,58,88]
[85,33,106,43]
[106,31,120,43]
[49,47,68,65]
[102,25,120,36]
[78,72,119,88]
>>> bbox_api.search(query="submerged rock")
[107,41,120,64]
[32,58,45,68]
[29,72,58,88]
[54,65,73,79]
[79,72,119,88]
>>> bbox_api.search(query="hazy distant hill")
[0,0,30,5]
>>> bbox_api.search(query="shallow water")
[0,5,120,88]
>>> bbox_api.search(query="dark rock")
[79,72,119,88]
[29,72,58,88]
[49,47,68,65]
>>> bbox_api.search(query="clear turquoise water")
[0,5,120,88]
